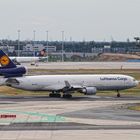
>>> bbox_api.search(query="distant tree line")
[0,40,138,53]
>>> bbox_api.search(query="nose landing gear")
[117,90,121,98]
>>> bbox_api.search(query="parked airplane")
[10,56,48,64]
[9,49,48,64]
[0,50,139,98]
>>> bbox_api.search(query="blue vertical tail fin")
[0,50,26,77]
[0,50,16,69]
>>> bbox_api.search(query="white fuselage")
[10,57,47,63]
[7,74,138,92]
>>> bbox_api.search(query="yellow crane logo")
[0,56,10,66]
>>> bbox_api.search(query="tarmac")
[0,95,140,139]
[0,62,140,139]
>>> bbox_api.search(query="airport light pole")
[33,30,36,57]
[17,30,20,57]
[46,31,49,62]
[61,31,64,62]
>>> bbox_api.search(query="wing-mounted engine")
[63,81,97,96]
[81,87,97,95]
[0,67,26,78]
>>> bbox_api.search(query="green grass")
[0,86,50,96]
[29,69,140,74]
[128,105,140,111]
[97,88,140,97]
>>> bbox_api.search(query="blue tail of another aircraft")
[0,50,26,77]
[0,49,16,69]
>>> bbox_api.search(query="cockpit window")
[133,79,136,81]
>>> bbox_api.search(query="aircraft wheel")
[49,93,61,98]
[117,90,121,98]
[63,94,72,98]
[63,94,66,98]
[56,94,61,98]
[49,93,54,98]
[117,93,120,98]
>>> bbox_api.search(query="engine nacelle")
[0,67,26,78]
[81,87,97,95]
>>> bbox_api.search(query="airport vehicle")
[0,50,139,98]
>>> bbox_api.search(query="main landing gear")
[49,92,72,98]
[63,94,72,98]
[49,92,61,98]
[117,90,121,98]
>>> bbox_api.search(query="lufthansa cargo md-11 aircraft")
[0,50,139,98]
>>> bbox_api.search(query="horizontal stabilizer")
[6,78,20,85]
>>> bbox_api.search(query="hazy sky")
[0,0,140,41]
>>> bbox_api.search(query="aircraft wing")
[64,81,82,89]
[40,81,83,93]
[62,81,83,93]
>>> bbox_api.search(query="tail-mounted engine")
[0,67,26,78]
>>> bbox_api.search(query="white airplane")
[9,49,48,64]
[0,50,139,98]
[10,56,48,64]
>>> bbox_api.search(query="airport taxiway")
[0,95,140,139]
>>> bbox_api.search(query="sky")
[0,0,140,41]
